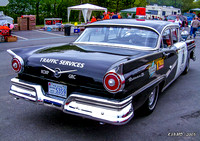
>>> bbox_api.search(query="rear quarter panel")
[121,50,178,101]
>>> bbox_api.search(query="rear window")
[167,16,176,20]
[75,26,159,49]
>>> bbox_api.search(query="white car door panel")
[173,42,188,78]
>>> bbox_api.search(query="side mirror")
[181,30,189,41]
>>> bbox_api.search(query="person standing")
[164,16,168,21]
[174,16,182,27]
[191,17,200,38]
[91,16,97,23]
[154,16,158,20]
[127,13,132,19]
[96,15,102,21]
[112,12,118,19]
[103,12,110,20]
[190,18,195,37]
[117,13,122,19]
[182,19,187,30]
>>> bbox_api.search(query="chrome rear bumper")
[9,78,134,125]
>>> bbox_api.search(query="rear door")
[161,28,178,85]
[171,27,188,78]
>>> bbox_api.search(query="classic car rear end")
[7,19,196,125]
[8,42,143,124]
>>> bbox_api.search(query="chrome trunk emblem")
[42,65,77,78]
[54,68,61,78]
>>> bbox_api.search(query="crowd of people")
[90,12,200,39]
[150,16,164,20]
[150,15,200,38]
[90,12,122,23]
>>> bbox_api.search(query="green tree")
[134,0,147,7]
[180,0,194,12]
[147,0,194,12]
[0,0,195,25]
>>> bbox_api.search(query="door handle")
[163,52,170,57]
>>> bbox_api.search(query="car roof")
[87,19,177,34]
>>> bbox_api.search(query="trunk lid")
[21,44,147,88]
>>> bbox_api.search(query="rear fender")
[122,52,168,97]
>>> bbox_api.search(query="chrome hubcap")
[148,88,157,110]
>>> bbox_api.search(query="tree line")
[0,0,197,25]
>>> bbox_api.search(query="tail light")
[7,49,24,73]
[11,57,24,73]
[103,71,125,93]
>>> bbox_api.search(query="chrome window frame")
[75,24,163,51]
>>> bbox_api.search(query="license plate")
[48,82,67,98]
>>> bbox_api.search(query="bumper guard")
[9,78,134,125]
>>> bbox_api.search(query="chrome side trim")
[8,78,134,125]
[129,75,165,98]
[7,49,17,57]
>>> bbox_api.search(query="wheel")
[183,57,190,74]
[139,86,159,115]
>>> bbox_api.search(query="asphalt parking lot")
[0,30,79,50]
[0,30,200,141]
[13,30,66,40]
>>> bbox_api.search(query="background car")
[183,12,196,25]
[167,15,188,27]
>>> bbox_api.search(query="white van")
[146,5,181,20]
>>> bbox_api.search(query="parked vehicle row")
[167,15,188,27]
